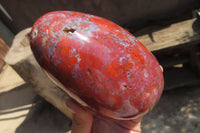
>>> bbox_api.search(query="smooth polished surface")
[30,11,164,120]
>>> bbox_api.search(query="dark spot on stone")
[50,54,53,60]
[63,27,76,34]
[87,68,93,79]
[123,84,128,89]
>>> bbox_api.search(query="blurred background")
[0,0,200,133]
[0,0,200,34]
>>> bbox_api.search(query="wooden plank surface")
[137,18,200,51]
[0,38,9,70]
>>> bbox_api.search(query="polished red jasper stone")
[30,11,164,120]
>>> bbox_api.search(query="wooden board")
[0,38,9,71]
[137,18,200,52]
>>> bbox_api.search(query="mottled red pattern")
[30,11,164,120]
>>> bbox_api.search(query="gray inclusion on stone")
[48,36,58,60]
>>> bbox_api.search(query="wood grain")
[0,38,9,70]
[137,19,200,51]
